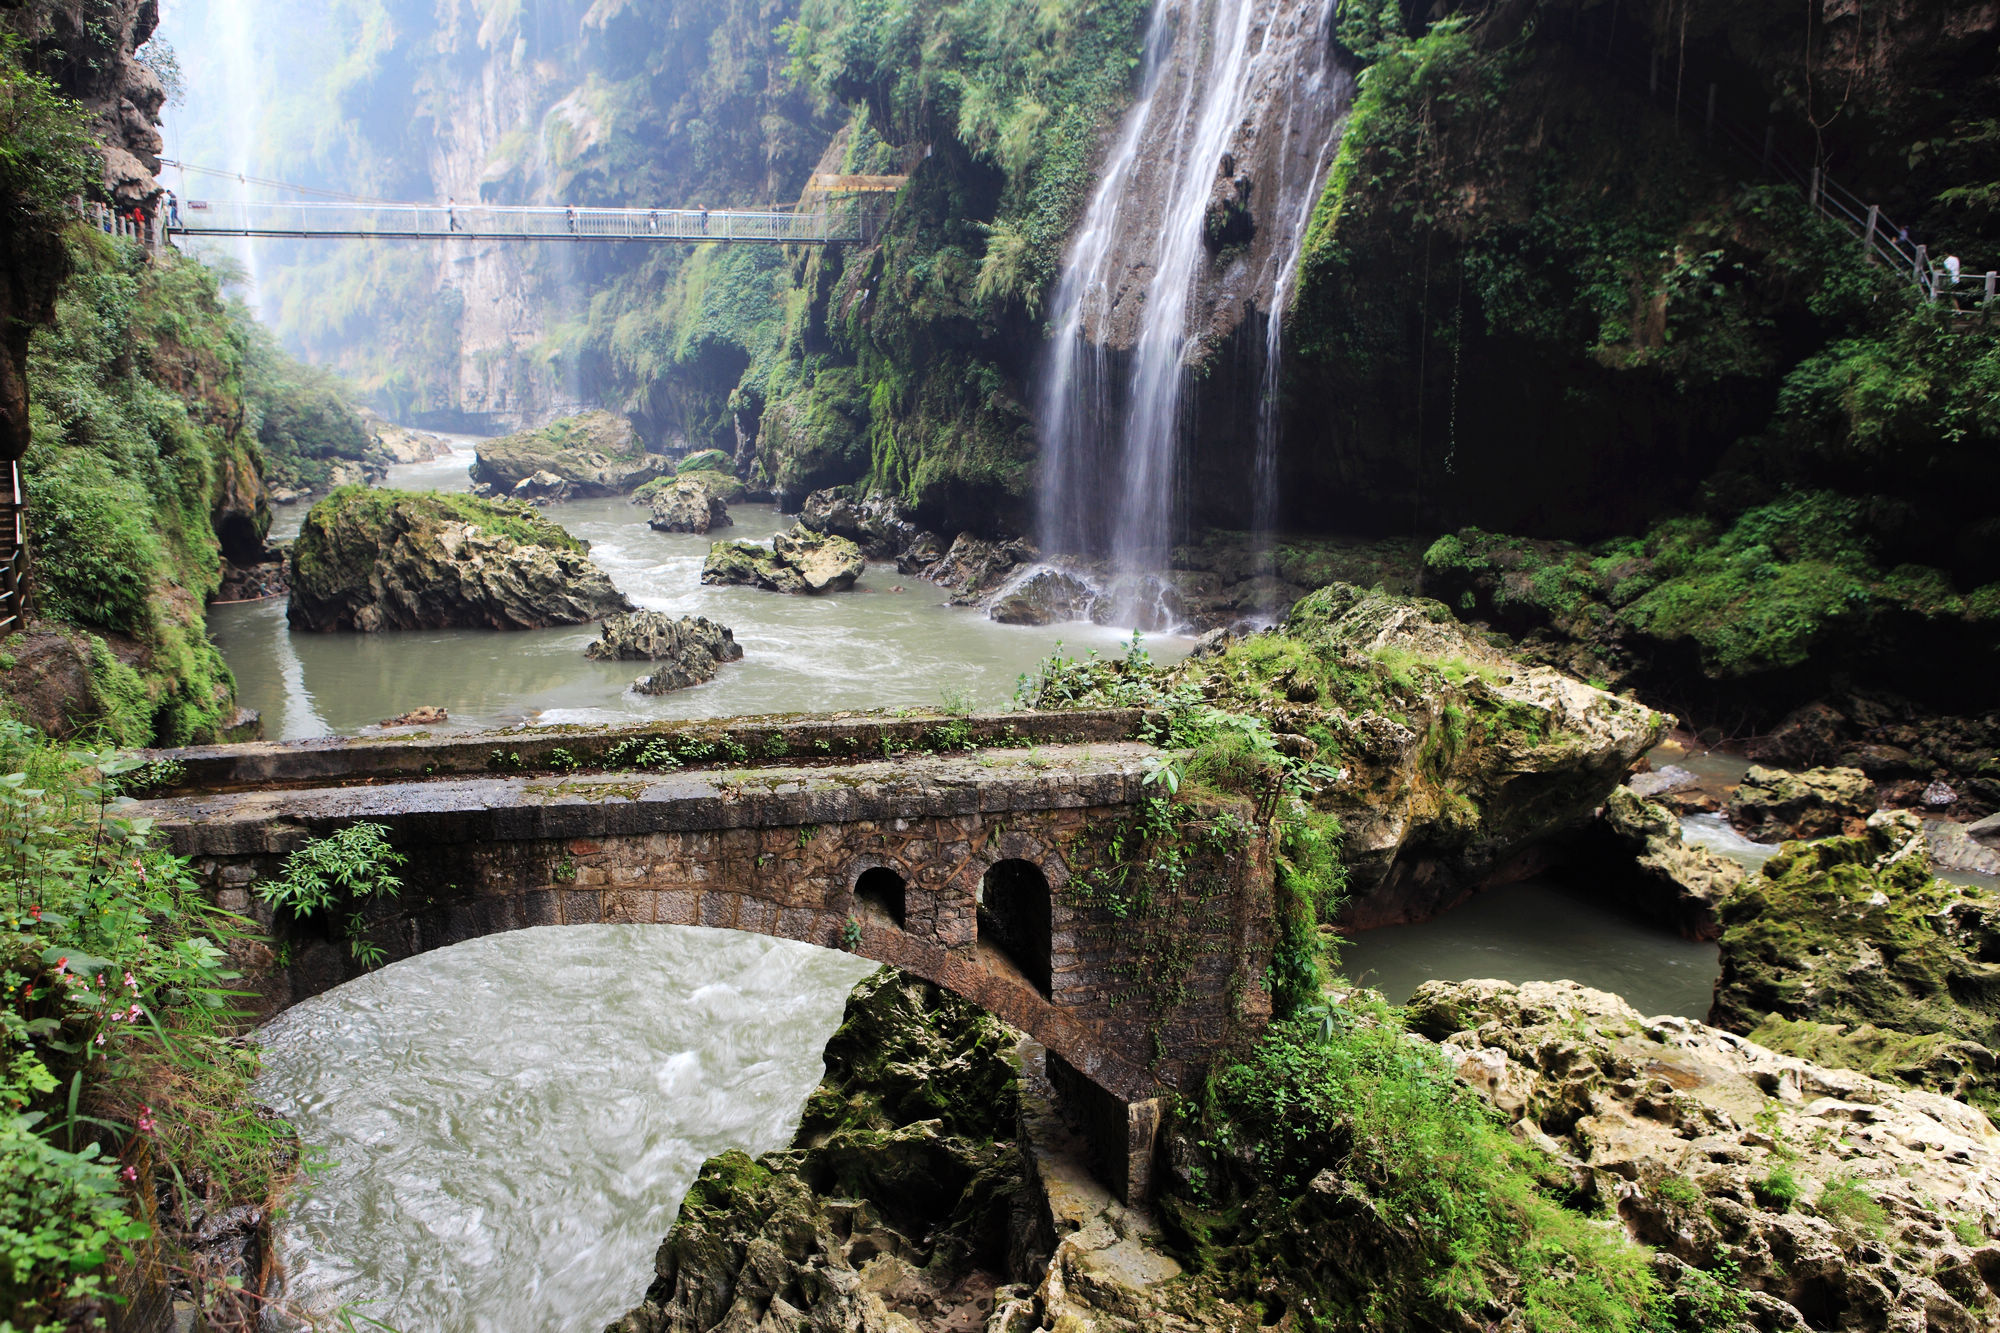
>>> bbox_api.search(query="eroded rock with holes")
[1409,978,2000,1333]
[646,476,732,534]
[703,528,865,594]
[1711,811,2000,1108]
[1727,764,1876,842]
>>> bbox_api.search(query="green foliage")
[243,323,373,492]
[1815,1172,1888,1238]
[1751,1162,1800,1213]
[0,33,97,227]
[256,824,406,968]
[0,722,292,1327]
[20,236,279,744]
[1179,1009,1659,1330]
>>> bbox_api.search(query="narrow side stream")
[256,927,876,1333]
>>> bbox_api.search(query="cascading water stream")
[209,0,267,315]
[1035,0,1351,612]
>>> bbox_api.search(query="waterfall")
[1035,0,1351,582]
[211,0,267,316]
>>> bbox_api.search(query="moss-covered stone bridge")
[132,709,1275,1202]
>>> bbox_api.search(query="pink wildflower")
[120,1165,137,1182]
[137,1108,154,1134]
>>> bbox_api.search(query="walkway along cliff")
[132,709,1275,1204]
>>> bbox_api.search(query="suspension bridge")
[159,197,879,245]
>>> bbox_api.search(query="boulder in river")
[606,969,1023,1333]
[1726,763,1874,841]
[797,487,920,559]
[701,527,864,594]
[632,469,746,507]
[584,611,742,694]
[470,410,671,497]
[645,476,731,534]
[287,487,631,632]
[989,568,1096,626]
[1593,784,1745,939]
[676,448,733,475]
[511,470,574,505]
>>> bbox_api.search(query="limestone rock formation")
[1727,764,1876,841]
[904,532,1036,602]
[470,410,671,496]
[1409,979,2000,1333]
[1179,584,1667,926]
[1712,812,2000,1109]
[989,569,1097,627]
[585,611,743,695]
[798,489,920,559]
[1595,784,1745,939]
[287,489,631,632]
[366,420,443,464]
[646,476,732,534]
[702,528,864,594]
[607,970,1022,1333]
[511,470,574,505]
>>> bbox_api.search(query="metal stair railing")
[1583,21,1994,314]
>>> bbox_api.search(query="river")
[240,443,1188,1330]
[221,443,1180,739]
[259,928,876,1332]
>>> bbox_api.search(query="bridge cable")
[159,158,417,206]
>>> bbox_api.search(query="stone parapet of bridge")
[134,711,1275,1202]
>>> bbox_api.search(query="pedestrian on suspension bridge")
[566,206,578,234]
[447,197,463,232]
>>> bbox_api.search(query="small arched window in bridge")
[978,859,1052,998]
[854,866,906,929]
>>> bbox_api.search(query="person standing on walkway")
[447,196,463,232]
[697,207,708,236]
[566,206,578,235]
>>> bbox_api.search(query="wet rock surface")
[702,528,865,594]
[1590,785,1745,939]
[1184,584,1667,926]
[989,570,1097,627]
[287,490,632,632]
[799,489,920,559]
[1727,764,1876,842]
[646,476,733,534]
[606,970,1024,1333]
[1712,812,2000,1110]
[471,410,671,497]
[585,611,743,695]
[1411,979,2000,1333]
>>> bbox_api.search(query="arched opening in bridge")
[853,866,906,929]
[978,859,1052,998]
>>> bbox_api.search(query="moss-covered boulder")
[1200,584,1666,925]
[288,488,631,632]
[701,527,864,595]
[470,410,670,497]
[1711,812,2000,1108]
[1406,979,2000,1332]
[645,476,731,534]
[632,469,747,507]
[676,448,733,475]
[607,970,1022,1333]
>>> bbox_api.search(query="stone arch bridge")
[135,710,1275,1201]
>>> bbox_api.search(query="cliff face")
[0,0,167,461]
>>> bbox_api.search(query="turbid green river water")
[236,443,1758,1331]
[220,444,1162,738]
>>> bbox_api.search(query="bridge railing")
[167,199,867,244]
